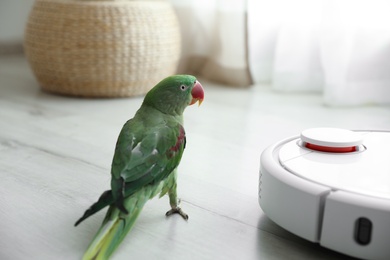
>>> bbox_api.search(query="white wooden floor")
[1,55,389,260]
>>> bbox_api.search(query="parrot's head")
[143,75,204,116]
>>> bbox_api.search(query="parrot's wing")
[111,118,186,212]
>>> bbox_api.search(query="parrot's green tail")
[75,190,115,227]
[81,184,163,260]
[82,203,145,260]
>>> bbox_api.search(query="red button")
[305,143,357,153]
[301,128,363,153]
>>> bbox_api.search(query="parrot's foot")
[166,207,189,220]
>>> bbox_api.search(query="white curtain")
[170,0,252,87]
[171,0,390,106]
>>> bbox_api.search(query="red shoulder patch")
[167,125,186,158]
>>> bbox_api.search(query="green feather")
[75,75,200,259]
[82,183,163,260]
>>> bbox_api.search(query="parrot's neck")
[142,95,188,117]
[138,105,184,125]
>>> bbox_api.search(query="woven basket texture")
[24,0,181,97]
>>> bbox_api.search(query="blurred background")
[0,2,389,259]
[1,0,390,106]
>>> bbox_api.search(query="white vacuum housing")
[259,128,390,260]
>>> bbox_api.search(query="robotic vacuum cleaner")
[259,128,390,260]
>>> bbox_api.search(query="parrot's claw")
[165,207,189,220]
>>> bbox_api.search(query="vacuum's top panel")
[278,130,390,200]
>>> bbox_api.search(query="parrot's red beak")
[190,80,204,106]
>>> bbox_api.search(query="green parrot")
[74,75,204,259]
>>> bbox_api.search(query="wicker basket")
[24,0,181,97]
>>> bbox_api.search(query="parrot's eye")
[180,85,187,91]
